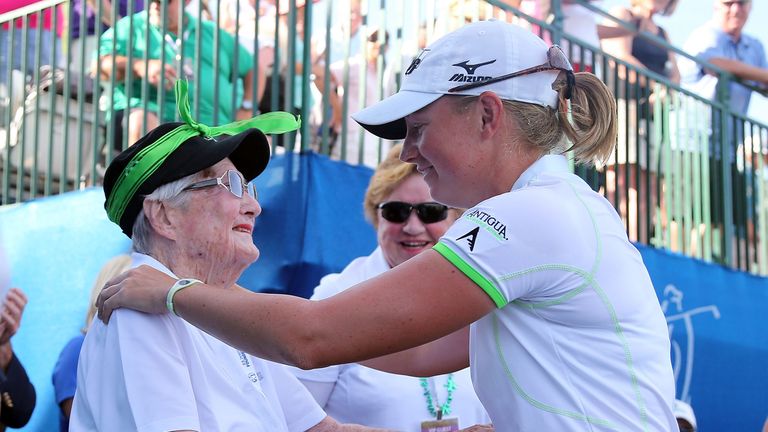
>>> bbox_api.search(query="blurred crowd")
[1,0,765,164]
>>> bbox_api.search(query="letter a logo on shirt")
[457,227,480,252]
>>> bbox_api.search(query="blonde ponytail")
[452,71,618,166]
[557,72,618,165]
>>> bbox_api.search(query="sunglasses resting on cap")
[377,201,449,224]
[448,45,574,96]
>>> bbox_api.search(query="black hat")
[103,122,270,238]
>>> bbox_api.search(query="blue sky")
[601,0,768,124]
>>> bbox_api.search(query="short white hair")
[131,171,205,254]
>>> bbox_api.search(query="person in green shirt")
[97,0,256,147]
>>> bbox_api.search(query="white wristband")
[166,278,202,316]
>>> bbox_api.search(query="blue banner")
[637,244,768,431]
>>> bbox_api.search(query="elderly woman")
[70,86,391,432]
[99,21,676,430]
[293,145,489,431]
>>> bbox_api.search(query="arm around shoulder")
[173,250,495,370]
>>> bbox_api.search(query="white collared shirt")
[435,155,677,431]
[71,253,326,432]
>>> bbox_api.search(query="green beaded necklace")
[419,374,456,420]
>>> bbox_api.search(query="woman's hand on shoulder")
[97,265,178,323]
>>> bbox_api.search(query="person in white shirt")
[293,144,490,431]
[97,21,676,431]
[71,84,389,432]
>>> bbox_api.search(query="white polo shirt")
[70,253,326,432]
[434,155,677,431]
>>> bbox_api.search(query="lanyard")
[419,374,456,420]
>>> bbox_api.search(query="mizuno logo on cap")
[452,59,496,75]
[449,74,492,83]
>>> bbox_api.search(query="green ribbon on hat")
[175,80,301,136]
[105,80,300,227]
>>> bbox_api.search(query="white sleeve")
[289,364,340,408]
[309,272,343,301]
[435,187,594,307]
[108,310,200,432]
[297,379,336,408]
[266,361,328,432]
[435,198,529,307]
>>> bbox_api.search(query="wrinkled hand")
[0,288,27,345]
[97,265,177,323]
[134,59,177,91]
[459,425,494,432]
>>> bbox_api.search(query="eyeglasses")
[448,45,573,93]
[182,169,257,199]
[377,201,449,224]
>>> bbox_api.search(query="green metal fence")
[545,0,768,272]
[2,0,767,274]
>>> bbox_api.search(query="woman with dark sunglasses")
[292,145,489,431]
[98,21,676,431]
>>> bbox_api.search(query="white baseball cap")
[352,20,570,140]
[673,399,697,430]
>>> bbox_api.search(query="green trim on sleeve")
[433,242,508,308]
